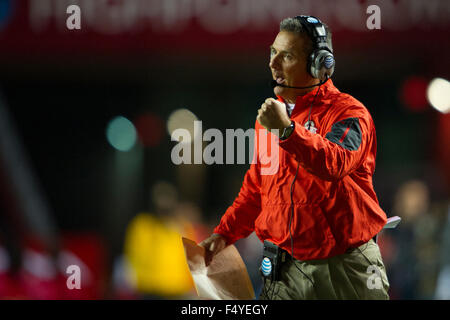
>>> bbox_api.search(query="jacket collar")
[276,79,339,116]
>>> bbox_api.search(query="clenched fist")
[257,98,291,135]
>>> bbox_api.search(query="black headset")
[294,15,335,81]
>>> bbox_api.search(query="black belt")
[269,237,378,260]
[262,236,378,279]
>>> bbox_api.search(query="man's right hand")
[198,233,227,265]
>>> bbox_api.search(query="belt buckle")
[281,251,287,263]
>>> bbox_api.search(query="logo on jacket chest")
[304,120,318,134]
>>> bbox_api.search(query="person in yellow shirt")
[124,201,209,298]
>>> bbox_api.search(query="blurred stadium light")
[134,112,165,147]
[400,76,429,113]
[106,116,137,152]
[427,78,450,114]
[167,108,199,144]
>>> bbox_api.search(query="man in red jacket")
[200,15,390,299]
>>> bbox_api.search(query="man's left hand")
[257,98,291,135]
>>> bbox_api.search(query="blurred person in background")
[200,15,390,300]
[388,180,447,299]
[121,181,209,299]
[435,200,450,299]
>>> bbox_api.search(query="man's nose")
[269,54,280,70]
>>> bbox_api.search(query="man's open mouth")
[276,77,285,84]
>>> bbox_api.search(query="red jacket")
[214,79,387,260]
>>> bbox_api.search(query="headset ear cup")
[310,50,335,81]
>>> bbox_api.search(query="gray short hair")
[280,17,333,57]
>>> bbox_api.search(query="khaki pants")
[259,239,390,300]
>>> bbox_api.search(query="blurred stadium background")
[0,0,449,299]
